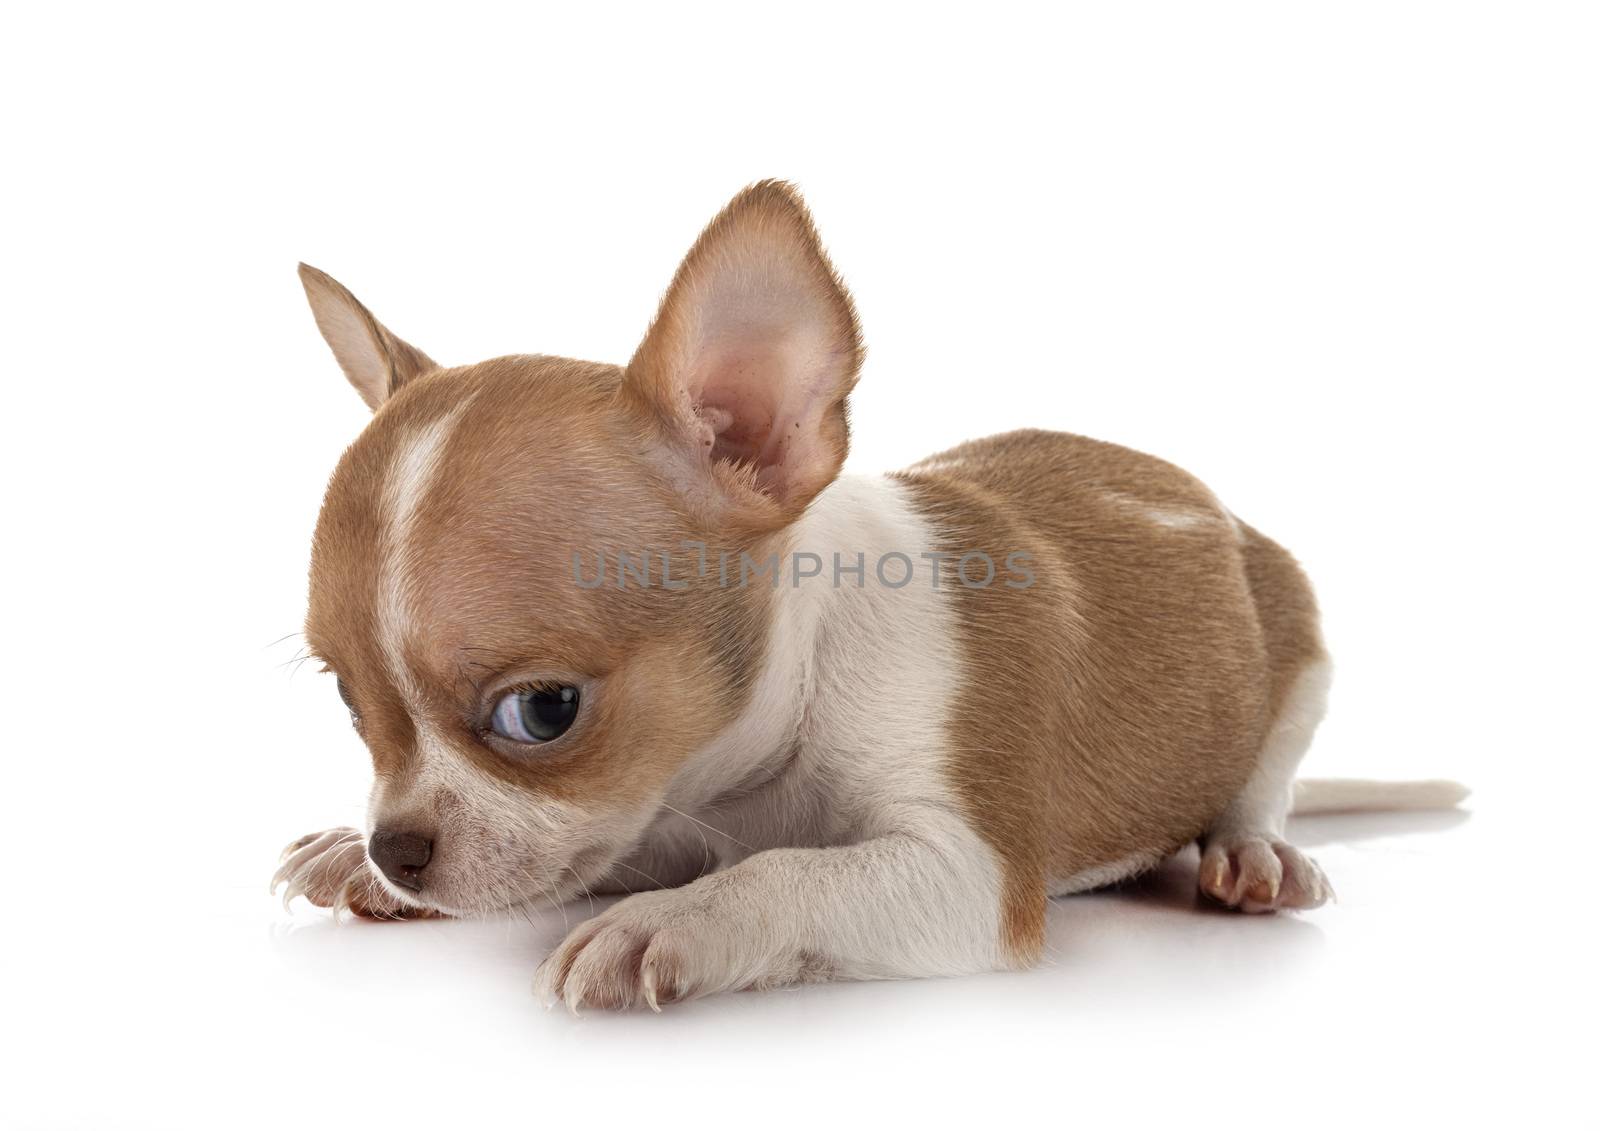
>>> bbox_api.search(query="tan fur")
[300,183,866,916]
[305,355,777,909]
[899,430,1325,961]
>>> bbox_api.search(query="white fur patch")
[374,398,476,695]
[371,716,592,916]
[1142,504,1212,529]
[1052,851,1163,896]
[1100,487,1223,531]
[625,475,1009,982]
[1213,656,1333,838]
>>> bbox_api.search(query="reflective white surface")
[12,802,1586,1128]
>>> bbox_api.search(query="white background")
[4,3,1596,1128]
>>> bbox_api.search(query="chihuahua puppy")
[274,181,1464,1010]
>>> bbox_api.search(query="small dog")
[274,181,1465,1010]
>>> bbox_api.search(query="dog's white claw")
[640,965,662,1014]
[531,961,557,1008]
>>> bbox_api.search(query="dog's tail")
[1292,778,1470,815]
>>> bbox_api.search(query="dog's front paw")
[272,827,442,920]
[534,883,828,1012]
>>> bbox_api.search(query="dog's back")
[899,428,1325,898]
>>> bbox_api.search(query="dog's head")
[299,183,862,914]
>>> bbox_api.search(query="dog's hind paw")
[1200,834,1331,913]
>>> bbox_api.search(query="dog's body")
[274,183,1464,1009]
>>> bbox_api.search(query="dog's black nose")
[367,828,433,889]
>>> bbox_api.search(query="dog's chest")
[644,741,861,871]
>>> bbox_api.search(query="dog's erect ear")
[623,181,864,527]
[298,264,439,411]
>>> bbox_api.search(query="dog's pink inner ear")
[690,308,849,490]
[627,182,862,520]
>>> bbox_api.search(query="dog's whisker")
[658,802,755,853]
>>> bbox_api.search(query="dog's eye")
[336,678,360,727]
[490,685,580,744]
